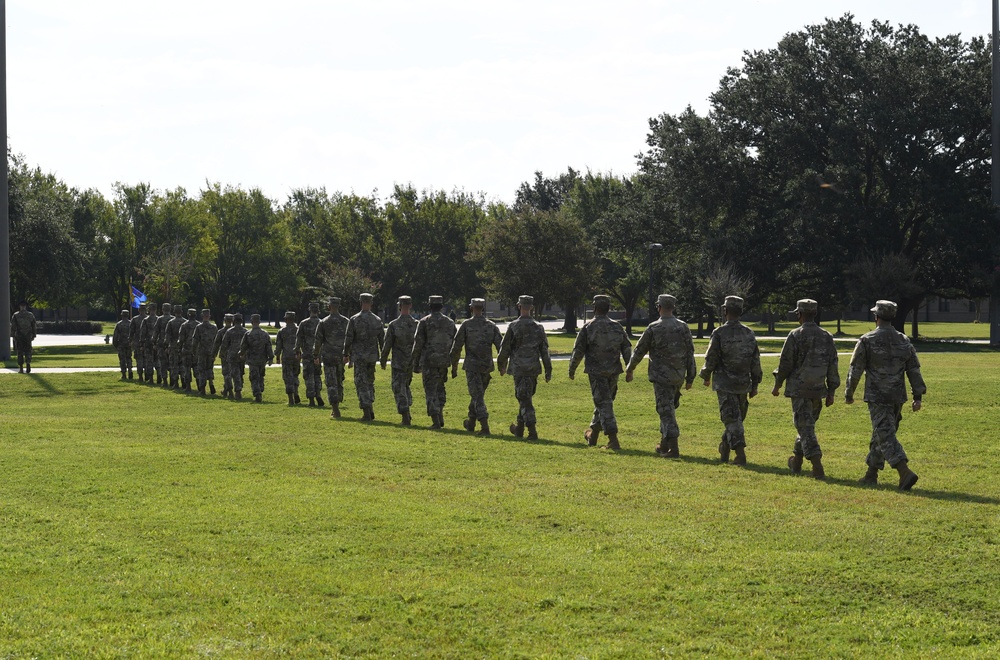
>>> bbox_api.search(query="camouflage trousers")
[791,397,824,459]
[13,335,32,366]
[587,373,620,435]
[132,344,143,375]
[302,359,323,398]
[169,346,183,383]
[652,382,682,441]
[157,344,170,380]
[353,361,377,408]
[221,358,232,392]
[465,371,492,421]
[866,402,909,470]
[717,391,749,449]
[248,361,267,396]
[281,359,300,394]
[142,345,155,380]
[195,352,215,385]
[422,367,449,417]
[391,367,413,413]
[322,358,345,404]
[513,374,539,426]
[181,352,195,387]
[232,361,246,394]
[117,346,133,374]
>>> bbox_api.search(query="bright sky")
[6,0,989,204]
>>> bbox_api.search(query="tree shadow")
[25,373,64,395]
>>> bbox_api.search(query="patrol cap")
[397,295,412,305]
[121,309,130,316]
[250,313,261,322]
[308,301,320,312]
[359,293,374,303]
[284,310,296,319]
[518,295,534,306]
[722,295,744,312]
[428,295,444,305]
[162,302,172,312]
[224,313,234,321]
[173,304,183,313]
[138,302,147,309]
[656,294,677,308]
[18,299,28,307]
[593,294,611,305]
[328,297,341,307]
[201,308,211,316]
[470,298,485,307]
[790,299,818,314]
[234,312,244,321]
[187,308,197,316]
[871,300,897,320]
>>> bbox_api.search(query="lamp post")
[647,242,663,324]
[992,0,1000,346]
[0,0,9,361]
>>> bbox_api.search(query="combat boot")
[316,395,325,407]
[655,439,669,456]
[477,419,490,436]
[526,425,538,441]
[198,384,206,396]
[18,366,23,374]
[602,433,621,451]
[463,416,476,433]
[294,392,300,404]
[128,370,133,380]
[25,363,31,374]
[209,382,216,395]
[718,433,730,463]
[254,392,263,403]
[287,393,295,406]
[788,451,804,474]
[436,413,445,428]
[431,414,443,429]
[402,410,411,426]
[235,390,242,400]
[584,425,600,447]
[733,447,747,466]
[120,371,127,381]
[859,466,879,485]
[509,422,524,438]
[362,406,373,421]
[895,460,919,491]
[308,397,316,407]
[664,438,680,459]
[331,402,341,418]
[810,456,825,480]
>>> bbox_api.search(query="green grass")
[1,352,998,656]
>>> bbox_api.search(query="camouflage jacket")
[166,315,184,349]
[178,319,198,356]
[222,325,247,363]
[380,313,418,370]
[451,315,502,373]
[295,316,321,357]
[773,321,840,399]
[129,314,145,349]
[11,310,36,340]
[625,315,697,387]
[213,326,229,360]
[497,316,552,378]
[845,325,926,404]
[151,314,173,347]
[192,321,220,356]
[344,310,385,364]
[412,312,457,371]
[112,320,131,349]
[239,327,274,365]
[568,315,632,378]
[275,324,298,361]
[313,313,350,360]
[139,314,158,349]
[699,320,762,394]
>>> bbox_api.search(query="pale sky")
[6,0,989,204]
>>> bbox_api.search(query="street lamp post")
[647,243,663,324]
[992,0,1000,346]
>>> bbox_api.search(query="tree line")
[10,16,998,335]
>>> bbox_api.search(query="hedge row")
[36,321,104,335]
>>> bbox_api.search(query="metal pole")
[647,243,663,324]
[0,0,10,361]
[992,0,1000,346]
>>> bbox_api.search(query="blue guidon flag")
[131,285,147,309]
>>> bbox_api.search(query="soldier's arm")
[825,335,841,396]
[698,333,721,384]
[750,336,763,386]
[625,328,650,373]
[496,329,511,374]
[450,324,466,370]
[844,339,867,402]
[380,325,393,368]
[312,324,325,359]
[343,319,355,360]
[267,335,275,362]
[904,345,926,401]
[540,330,552,381]
[491,325,502,353]
[568,327,587,379]
[684,327,697,387]
[411,323,425,373]
[772,334,795,390]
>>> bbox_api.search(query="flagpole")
[0,0,10,361]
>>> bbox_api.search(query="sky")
[6,0,990,204]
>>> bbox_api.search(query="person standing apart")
[112,309,133,380]
[10,300,37,374]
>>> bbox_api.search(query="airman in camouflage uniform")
[699,295,762,466]
[112,310,134,380]
[380,296,418,425]
[165,304,185,388]
[150,302,174,385]
[177,308,199,391]
[129,303,146,381]
[497,295,552,440]
[191,309,218,396]
[845,300,925,491]
[214,314,234,397]
[221,313,247,399]
[412,295,458,429]
[345,293,385,421]
[313,297,350,418]
[139,304,158,382]
[772,299,839,479]
[451,298,502,435]
[568,294,632,451]
[275,311,301,406]
[625,294,696,458]
[239,314,274,403]
[10,300,37,374]
[296,302,325,407]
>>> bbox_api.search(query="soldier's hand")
[313,357,320,366]
[380,362,386,370]
[343,356,350,365]
[568,371,575,381]
[685,382,692,390]
[451,367,458,379]
[845,395,854,405]
[545,372,551,383]
[825,394,835,407]
[413,366,421,374]
[703,379,711,388]
[498,367,506,376]
[625,370,634,383]
[771,386,780,397]
[749,388,758,399]
[276,356,281,365]
[912,400,922,412]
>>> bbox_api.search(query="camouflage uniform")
[568,298,632,445]
[139,308,158,382]
[296,304,324,404]
[112,313,133,379]
[773,300,840,463]
[275,313,301,403]
[313,299,350,415]
[699,300,762,458]
[10,307,37,372]
[177,309,199,390]
[165,305,185,387]
[451,303,502,429]
[151,304,174,384]
[239,321,274,400]
[191,311,219,394]
[129,307,146,379]
[380,299,418,417]
[497,297,552,433]
[214,316,234,395]
[412,296,458,427]
[845,303,926,476]
[222,319,248,397]
[344,298,385,415]
[625,296,697,453]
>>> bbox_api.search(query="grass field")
[1,351,998,656]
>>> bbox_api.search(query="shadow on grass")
[912,341,998,354]
[25,373,64,395]
[33,345,116,357]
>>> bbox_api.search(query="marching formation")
[101,291,928,491]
